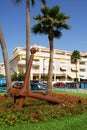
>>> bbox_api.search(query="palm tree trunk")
[26,0,30,67]
[46,31,54,95]
[0,26,11,93]
[26,0,30,91]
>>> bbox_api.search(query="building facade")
[9,45,87,83]
[0,63,5,76]
[1,44,87,83]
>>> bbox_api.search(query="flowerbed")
[0,92,87,126]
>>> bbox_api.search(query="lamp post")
[43,59,46,82]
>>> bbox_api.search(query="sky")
[0,0,87,62]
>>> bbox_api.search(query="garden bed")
[0,92,87,126]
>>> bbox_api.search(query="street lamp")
[43,59,46,82]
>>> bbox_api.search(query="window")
[80,69,85,72]
[33,59,39,62]
[79,62,85,65]
[32,65,39,70]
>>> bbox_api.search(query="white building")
[0,63,5,76]
[1,44,87,83]
[9,45,87,83]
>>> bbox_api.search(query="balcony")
[18,60,26,65]
[33,61,40,65]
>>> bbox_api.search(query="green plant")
[0,92,87,127]
[0,74,5,78]
[11,72,26,81]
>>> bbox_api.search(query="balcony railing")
[18,60,25,65]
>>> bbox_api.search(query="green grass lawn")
[53,89,87,98]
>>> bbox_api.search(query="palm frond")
[40,0,46,6]
[53,30,62,38]
[49,6,60,18]
[41,6,50,16]
[32,24,47,34]
[12,0,23,5]
[56,23,71,30]
[71,50,81,62]
[31,0,35,6]
[32,5,71,39]
[15,0,22,2]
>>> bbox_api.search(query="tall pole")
[43,59,46,83]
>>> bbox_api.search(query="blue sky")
[0,0,87,62]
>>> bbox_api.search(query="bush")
[11,73,26,81]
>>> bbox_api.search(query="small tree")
[71,50,81,81]
[0,74,5,78]
[11,72,26,81]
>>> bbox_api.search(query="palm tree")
[0,26,11,93]
[14,0,46,67]
[14,0,46,91]
[32,6,71,95]
[71,50,81,82]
